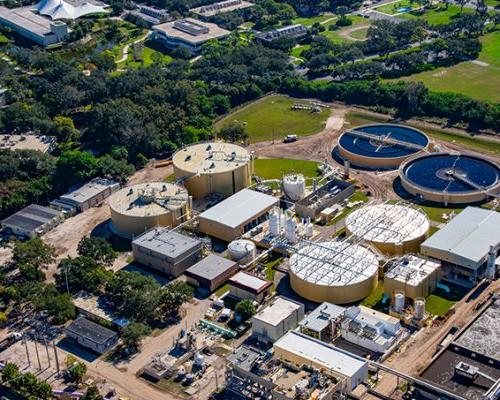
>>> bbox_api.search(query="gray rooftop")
[185,254,237,280]
[199,189,278,229]
[60,178,118,205]
[0,6,55,36]
[299,302,345,333]
[226,346,261,372]
[133,228,202,260]
[66,316,117,345]
[1,204,62,233]
[421,207,500,265]
[253,296,303,326]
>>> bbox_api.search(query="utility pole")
[44,339,51,368]
[23,336,31,367]
[34,340,42,370]
[52,341,60,375]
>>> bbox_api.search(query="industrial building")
[172,142,252,199]
[384,255,441,300]
[152,18,230,54]
[52,178,119,213]
[274,331,368,393]
[251,296,304,344]
[130,5,170,25]
[198,189,278,242]
[421,207,499,286]
[295,178,355,220]
[0,6,68,46]
[345,203,429,255]
[109,182,190,238]
[400,153,500,205]
[0,134,55,152]
[337,124,429,169]
[1,204,64,238]
[132,228,202,277]
[288,240,379,304]
[190,0,253,17]
[73,291,129,328]
[228,271,272,303]
[184,254,239,292]
[65,316,118,354]
[256,24,308,43]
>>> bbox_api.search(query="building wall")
[66,331,118,354]
[229,285,266,303]
[289,273,378,305]
[384,268,440,300]
[252,305,305,343]
[185,263,238,292]
[132,241,202,277]
[338,144,420,169]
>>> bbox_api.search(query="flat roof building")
[384,255,441,300]
[132,228,203,277]
[53,178,119,213]
[152,18,230,54]
[185,254,238,292]
[274,331,368,393]
[228,271,272,303]
[191,0,254,17]
[65,316,118,354]
[1,204,64,238]
[421,207,500,286]
[299,302,345,341]
[252,296,304,343]
[73,291,129,328]
[198,189,279,242]
[0,5,68,46]
[256,24,307,43]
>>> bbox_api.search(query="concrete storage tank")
[288,241,379,304]
[172,142,252,199]
[282,174,306,201]
[109,182,190,238]
[338,124,429,169]
[228,239,256,263]
[345,204,429,255]
[399,153,500,205]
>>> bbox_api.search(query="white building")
[256,24,307,43]
[228,271,272,303]
[190,0,254,17]
[252,296,304,343]
[152,18,230,54]
[35,0,108,20]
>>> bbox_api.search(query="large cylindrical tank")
[228,239,256,263]
[282,174,306,201]
[414,298,426,320]
[394,292,405,313]
[269,208,280,236]
[172,142,252,199]
[286,214,297,244]
[109,182,190,239]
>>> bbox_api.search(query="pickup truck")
[283,134,297,143]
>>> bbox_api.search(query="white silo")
[269,208,280,236]
[228,240,256,263]
[414,298,426,320]
[305,222,313,238]
[286,213,297,244]
[394,292,405,313]
[280,209,286,232]
[282,174,306,201]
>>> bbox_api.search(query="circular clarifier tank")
[338,124,429,169]
[400,153,500,205]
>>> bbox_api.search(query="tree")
[97,154,134,183]
[12,237,55,270]
[55,256,111,295]
[77,236,117,266]
[34,285,76,324]
[67,360,87,385]
[81,385,104,400]
[121,322,151,349]
[56,150,98,191]
[218,121,248,143]
[235,299,256,321]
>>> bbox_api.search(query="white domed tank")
[305,222,313,238]
[286,213,297,244]
[228,239,256,263]
[269,208,280,236]
[282,174,306,201]
[414,298,426,320]
[394,292,405,313]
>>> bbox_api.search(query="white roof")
[153,18,230,44]
[346,204,429,244]
[289,241,378,286]
[274,331,367,378]
[385,255,440,287]
[199,189,278,229]
[60,178,118,205]
[253,296,302,326]
[421,207,500,265]
[35,0,108,20]
[229,271,270,293]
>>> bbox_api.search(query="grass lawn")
[117,41,173,69]
[417,204,464,223]
[253,158,321,180]
[478,30,500,68]
[374,0,419,15]
[344,111,500,155]
[328,191,368,226]
[0,33,10,44]
[290,44,310,58]
[425,294,455,316]
[398,3,472,25]
[361,280,385,308]
[215,95,328,143]
[215,283,230,297]
[293,14,334,26]
[428,226,439,236]
[320,16,371,44]
[263,253,283,291]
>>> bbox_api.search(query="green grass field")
[320,16,371,43]
[215,95,328,143]
[253,158,321,180]
[361,280,385,308]
[349,27,370,40]
[399,3,472,25]
[393,32,500,103]
[344,111,500,155]
[290,44,310,58]
[417,204,464,223]
[374,0,419,15]
[0,33,10,44]
[117,41,173,69]
[425,294,455,316]
[293,14,334,26]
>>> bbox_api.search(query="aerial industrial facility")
[109,182,190,238]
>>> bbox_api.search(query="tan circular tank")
[109,182,190,238]
[289,241,379,304]
[172,142,252,199]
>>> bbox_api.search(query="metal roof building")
[132,228,202,277]
[274,331,368,393]
[1,204,64,238]
[54,178,119,212]
[198,189,279,241]
[228,271,272,303]
[184,254,238,292]
[421,207,500,285]
[190,0,254,17]
[65,316,118,354]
